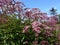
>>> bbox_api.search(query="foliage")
[0,14,60,45]
[0,0,60,45]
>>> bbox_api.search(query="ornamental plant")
[0,0,60,45]
[22,20,60,45]
[0,15,60,45]
[22,8,60,45]
[0,0,25,19]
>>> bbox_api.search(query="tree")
[49,7,57,15]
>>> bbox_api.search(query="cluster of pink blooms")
[23,21,55,37]
[23,8,58,32]
[40,41,49,45]
[0,0,60,45]
[22,21,42,33]
[23,25,30,33]
[23,8,48,21]
[0,0,25,14]
[22,9,58,34]
[22,9,60,44]
[46,16,58,27]
[31,21,42,33]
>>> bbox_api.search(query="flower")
[55,42,59,45]
[43,31,53,37]
[31,21,42,33]
[33,27,41,33]
[58,34,60,41]
[23,41,28,44]
[25,11,32,17]
[31,21,42,28]
[32,41,38,45]
[23,25,30,33]
[44,26,51,30]
[40,41,49,45]
[44,26,54,31]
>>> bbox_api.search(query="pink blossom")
[33,27,41,33]
[32,41,38,45]
[58,34,60,41]
[31,21,42,28]
[55,43,59,45]
[44,26,53,31]
[43,31,53,37]
[23,25,30,33]
[25,11,32,17]
[40,41,49,45]
[31,21,42,33]
[46,16,57,27]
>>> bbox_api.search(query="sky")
[16,0,60,15]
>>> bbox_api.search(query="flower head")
[23,25,30,33]
[33,27,41,33]
[40,41,49,45]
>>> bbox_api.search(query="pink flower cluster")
[31,21,42,33]
[23,25,30,33]
[43,31,53,37]
[0,0,24,15]
[40,41,49,45]
[23,19,57,37]
[23,8,48,21]
[23,21,42,33]
[46,16,57,27]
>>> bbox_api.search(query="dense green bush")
[0,15,60,45]
[0,16,22,45]
[0,0,60,45]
